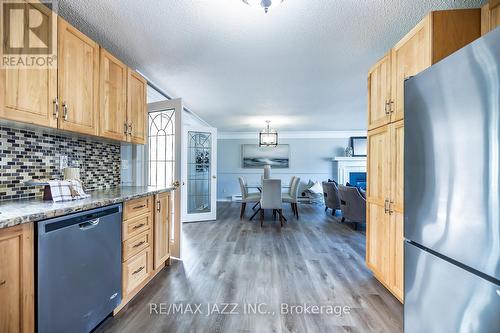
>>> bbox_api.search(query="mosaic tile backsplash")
[0,126,121,201]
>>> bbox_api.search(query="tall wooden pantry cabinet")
[366,9,480,302]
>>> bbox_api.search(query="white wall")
[217,136,352,201]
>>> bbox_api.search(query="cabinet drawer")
[123,247,152,296]
[124,196,152,220]
[123,229,152,262]
[122,213,152,240]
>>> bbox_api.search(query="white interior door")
[147,98,183,259]
[182,126,217,222]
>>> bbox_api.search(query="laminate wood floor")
[96,202,403,333]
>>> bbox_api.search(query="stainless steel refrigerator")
[404,27,500,332]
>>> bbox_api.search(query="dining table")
[245,183,291,221]
[245,184,290,192]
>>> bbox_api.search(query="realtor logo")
[1,0,57,68]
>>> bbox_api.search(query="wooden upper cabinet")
[0,2,57,128]
[127,69,147,144]
[482,1,500,35]
[58,18,99,136]
[367,52,391,130]
[99,48,127,141]
[391,9,480,122]
[154,192,170,270]
[0,223,34,333]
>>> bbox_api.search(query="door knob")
[172,180,180,188]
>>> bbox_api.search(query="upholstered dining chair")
[259,179,284,226]
[283,177,300,218]
[238,177,260,219]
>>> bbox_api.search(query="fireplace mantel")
[333,156,367,186]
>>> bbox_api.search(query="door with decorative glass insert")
[147,99,183,258]
[182,126,217,222]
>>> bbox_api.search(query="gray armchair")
[322,181,341,215]
[338,185,366,229]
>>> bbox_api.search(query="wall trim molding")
[218,130,366,140]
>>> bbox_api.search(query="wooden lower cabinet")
[124,196,153,220]
[366,202,390,279]
[123,229,153,261]
[122,212,153,240]
[0,223,34,333]
[123,246,153,296]
[389,212,404,299]
[154,192,170,269]
[115,193,171,314]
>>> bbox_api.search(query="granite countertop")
[0,186,175,229]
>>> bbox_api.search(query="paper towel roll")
[63,167,80,180]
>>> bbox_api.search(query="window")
[148,109,175,188]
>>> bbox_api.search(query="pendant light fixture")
[242,0,285,13]
[259,120,278,147]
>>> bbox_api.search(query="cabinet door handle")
[128,123,133,135]
[389,200,394,215]
[132,223,145,230]
[384,199,389,214]
[53,98,59,119]
[62,102,68,121]
[389,100,394,114]
[133,241,145,248]
[133,204,146,210]
[132,266,144,275]
[384,100,390,115]
[124,122,128,135]
[157,200,161,212]
[0,280,6,286]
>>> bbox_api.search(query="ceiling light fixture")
[259,120,278,147]
[243,0,285,13]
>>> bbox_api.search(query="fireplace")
[349,172,367,190]
[333,157,367,188]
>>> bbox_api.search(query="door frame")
[147,98,183,259]
[182,126,217,222]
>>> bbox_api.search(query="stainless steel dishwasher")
[37,204,122,333]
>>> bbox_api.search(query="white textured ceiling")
[58,0,485,131]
